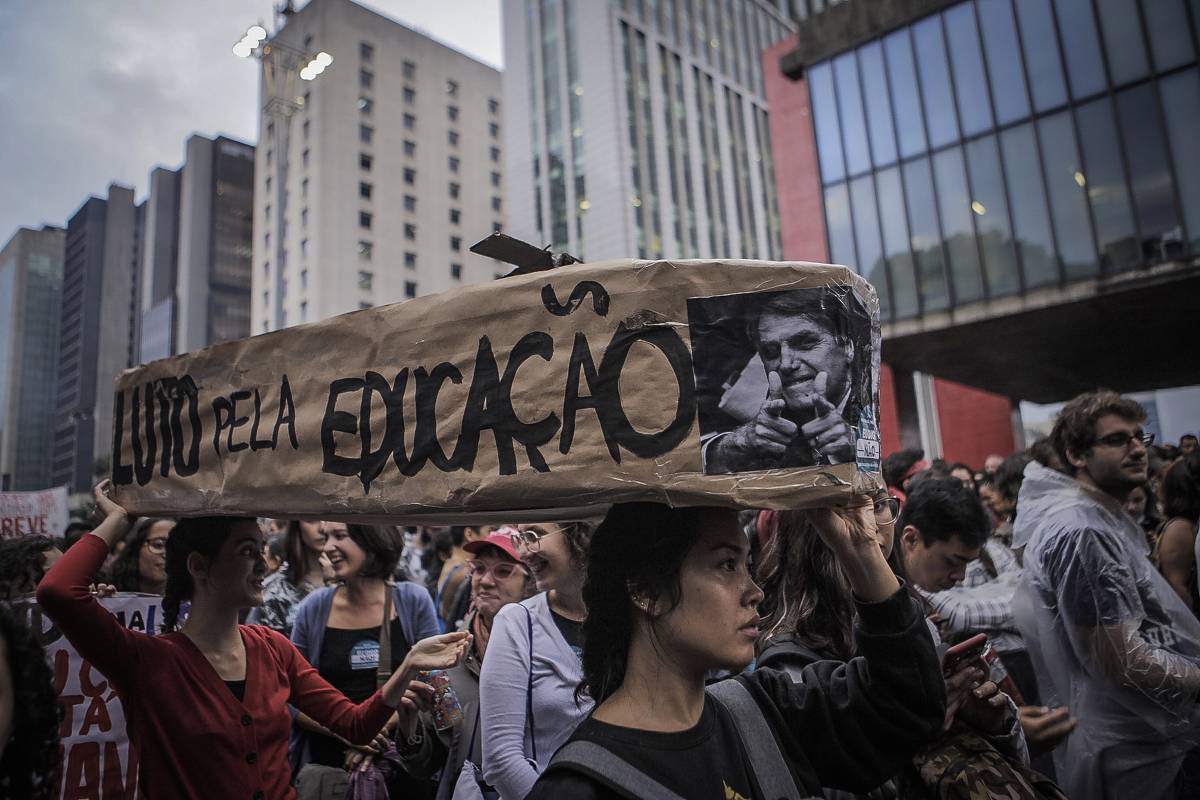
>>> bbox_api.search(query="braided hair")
[161,517,254,632]
[579,503,706,705]
[0,602,61,799]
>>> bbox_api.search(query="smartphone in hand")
[942,633,988,677]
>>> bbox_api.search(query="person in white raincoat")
[1013,391,1200,800]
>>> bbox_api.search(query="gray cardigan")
[289,581,440,769]
[478,591,593,800]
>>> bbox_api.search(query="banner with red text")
[0,486,69,539]
[18,594,162,799]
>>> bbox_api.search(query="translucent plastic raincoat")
[1013,462,1200,799]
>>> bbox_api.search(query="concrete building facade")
[51,185,142,493]
[764,0,1200,464]
[253,0,505,333]
[0,226,65,490]
[502,0,796,261]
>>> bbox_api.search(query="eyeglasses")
[1094,431,1155,450]
[508,527,562,553]
[873,497,900,525]
[469,560,526,580]
[144,538,168,554]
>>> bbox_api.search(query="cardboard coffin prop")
[110,259,882,522]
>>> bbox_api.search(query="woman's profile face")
[516,523,576,593]
[138,520,173,587]
[651,509,764,673]
[323,523,367,581]
[300,521,327,553]
[204,521,268,608]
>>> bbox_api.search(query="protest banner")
[109,259,882,521]
[17,594,161,800]
[0,485,69,539]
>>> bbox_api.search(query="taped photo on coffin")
[688,286,874,475]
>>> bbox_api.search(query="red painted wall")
[762,38,1016,465]
[934,379,1016,469]
[763,37,827,263]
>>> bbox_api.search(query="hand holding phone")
[942,633,988,677]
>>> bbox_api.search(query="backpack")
[547,679,812,799]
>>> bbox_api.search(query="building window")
[265,204,271,221]
[404,139,416,157]
[358,96,373,114]
[359,211,372,229]
[300,269,308,289]
[489,122,499,138]
[404,194,417,212]
[301,177,309,197]
[359,124,373,144]
[405,281,418,298]
[360,69,374,90]
[404,113,416,130]
[359,181,373,200]
[449,181,460,199]
[358,270,374,291]
[405,223,417,240]
[490,146,500,162]
[358,240,373,259]
[449,156,460,173]
[403,86,416,104]
[404,167,416,184]
[265,175,272,192]
[301,207,308,227]
[302,148,310,168]
[403,60,416,80]
[360,153,373,171]
[360,41,374,61]
[490,171,501,187]
[493,220,503,232]
[302,119,310,139]
[451,262,462,280]
[300,238,308,258]
[304,34,313,49]
[491,196,502,212]
[450,236,462,251]
[488,97,499,114]
[448,104,459,122]
[450,208,461,225]
[300,301,308,322]
[447,79,459,96]
[405,251,417,268]
[448,130,459,147]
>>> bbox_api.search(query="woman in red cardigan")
[36,481,469,800]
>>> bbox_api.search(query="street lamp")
[233,9,332,332]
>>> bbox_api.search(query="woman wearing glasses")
[478,520,596,799]
[397,528,534,799]
[107,517,173,594]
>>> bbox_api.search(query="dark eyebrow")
[711,542,747,556]
[237,537,259,546]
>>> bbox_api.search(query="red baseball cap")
[463,527,523,563]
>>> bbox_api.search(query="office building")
[767,0,1200,462]
[140,134,255,362]
[253,0,504,333]
[51,185,142,493]
[502,0,796,261]
[0,226,65,490]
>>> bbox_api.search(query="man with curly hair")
[1013,389,1200,799]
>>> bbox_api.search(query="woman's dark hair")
[283,520,321,587]
[580,503,707,705]
[560,520,597,572]
[0,602,61,799]
[1163,453,1200,523]
[108,517,173,592]
[756,511,857,662]
[267,533,287,563]
[345,524,404,580]
[0,535,57,599]
[882,448,925,489]
[162,517,255,632]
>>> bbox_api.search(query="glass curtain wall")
[809,0,1200,322]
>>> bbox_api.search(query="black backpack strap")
[706,679,803,800]
[548,740,688,800]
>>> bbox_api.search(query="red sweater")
[36,534,396,800]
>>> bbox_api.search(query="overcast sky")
[0,0,503,241]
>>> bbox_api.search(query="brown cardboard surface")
[110,259,882,521]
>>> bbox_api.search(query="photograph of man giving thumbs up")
[690,287,874,475]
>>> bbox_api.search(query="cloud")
[0,0,501,240]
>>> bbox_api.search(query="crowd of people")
[0,388,1198,798]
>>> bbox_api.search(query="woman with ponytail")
[478,520,595,799]
[36,481,471,800]
[526,500,946,800]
